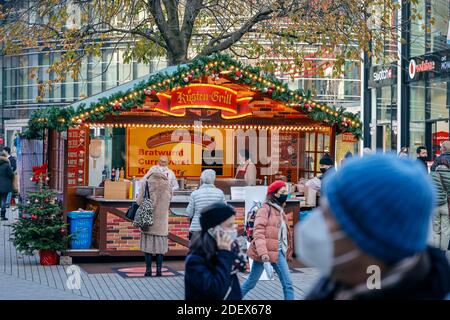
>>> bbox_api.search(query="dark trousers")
[0,193,8,218]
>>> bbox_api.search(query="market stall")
[24,53,362,257]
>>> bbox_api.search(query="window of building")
[410,1,426,57]
[409,82,426,150]
[430,0,450,53]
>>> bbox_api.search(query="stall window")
[302,131,331,179]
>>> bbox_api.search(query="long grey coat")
[137,172,172,236]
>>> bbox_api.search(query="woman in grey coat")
[186,169,227,240]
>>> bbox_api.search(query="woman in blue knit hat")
[295,154,450,300]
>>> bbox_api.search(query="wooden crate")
[104,180,130,199]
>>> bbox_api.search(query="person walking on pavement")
[185,203,246,300]
[143,156,179,192]
[416,146,429,171]
[296,154,450,300]
[242,180,295,300]
[0,151,13,221]
[2,147,16,209]
[186,169,226,240]
[137,171,172,277]
[429,158,450,253]
[431,141,450,172]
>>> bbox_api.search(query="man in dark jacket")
[0,151,14,221]
[2,146,17,209]
[295,154,450,299]
[432,141,450,172]
[416,146,428,171]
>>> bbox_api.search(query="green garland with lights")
[21,53,362,139]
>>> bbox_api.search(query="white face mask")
[208,225,238,242]
[294,208,360,277]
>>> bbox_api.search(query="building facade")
[365,0,450,160]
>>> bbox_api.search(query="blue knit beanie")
[322,154,435,264]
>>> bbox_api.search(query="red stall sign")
[67,128,88,187]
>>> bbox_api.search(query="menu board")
[67,128,88,187]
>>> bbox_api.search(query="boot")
[144,253,153,277]
[156,254,163,277]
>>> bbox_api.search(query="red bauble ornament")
[22,214,27,219]
[151,90,157,96]
[188,74,193,81]
[235,71,242,78]
[31,215,38,220]
[60,228,66,234]
[114,103,121,110]
[267,88,274,95]
[45,198,49,203]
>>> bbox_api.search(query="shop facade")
[367,63,399,153]
[364,0,450,159]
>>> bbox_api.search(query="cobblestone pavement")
[0,209,320,300]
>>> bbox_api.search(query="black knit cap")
[200,203,236,233]
[319,153,334,166]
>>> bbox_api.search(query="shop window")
[429,79,448,120]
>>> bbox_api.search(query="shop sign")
[369,64,397,88]
[153,84,253,119]
[67,128,88,187]
[408,53,440,82]
[126,127,233,178]
[440,54,450,76]
[342,132,358,143]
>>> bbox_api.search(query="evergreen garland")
[21,53,362,139]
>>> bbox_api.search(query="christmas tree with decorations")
[11,164,69,259]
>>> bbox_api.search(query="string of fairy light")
[28,54,362,138]
[86,123,331,132]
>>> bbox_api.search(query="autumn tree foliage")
[0,0,410,99]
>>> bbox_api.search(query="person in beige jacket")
[137,171,172,276]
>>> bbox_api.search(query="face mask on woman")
[208,225,238,241]
[294,208,360,277]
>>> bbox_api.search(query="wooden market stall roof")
[23,53,362,139]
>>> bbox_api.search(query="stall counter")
[66,195,301,257]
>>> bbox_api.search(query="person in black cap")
[184,203,246,300]
[319,153,334,177]
[306,153,335,191]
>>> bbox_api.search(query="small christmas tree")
[11,164,69,256]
